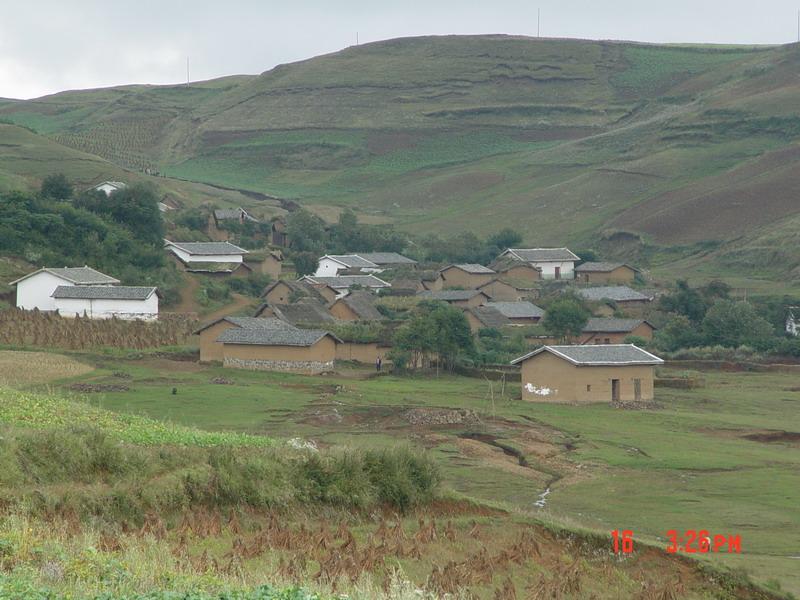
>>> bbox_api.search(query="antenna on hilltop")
[186,57,190,87]
[537,8,541,37]
[797,9,799,42]
[356,32,359,45]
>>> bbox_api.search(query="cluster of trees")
[0,175,181,305]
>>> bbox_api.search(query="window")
[604,338,611,344]
[586,384,591,392]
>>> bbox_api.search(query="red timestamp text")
[612,529,741,554]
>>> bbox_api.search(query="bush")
[363,446,440,512]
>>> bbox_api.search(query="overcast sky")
[2,0,798,99]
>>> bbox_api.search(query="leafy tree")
[40,173,73,200]
[659,280,709,323]
[286,209,327,253]
[542,297,590,342]
[486,228,522,252]
[574,249,598,264]
[292,252,318,277]
[393,301,474,371]
[701,300,774,348]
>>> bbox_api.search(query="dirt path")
[173,272,201,314]
[202,293,254,322]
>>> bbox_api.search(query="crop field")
[0,351,93,386]
[12,349,796,597]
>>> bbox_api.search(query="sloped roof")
[442,264,496,275]
[511,344,663,366]
[165,241,247,256]
[52,285,156,300]
[302,275,390,289]
[216,327,339,347]
[213,207,258,222]
[261,280,328,303]
[487,301,545,319]
[575,262,638,273]
[10,266,120,286]
[356,252,417,265]
[504,248,580,262]
[323,254,379,269]
[469,306,511,329]
[576,286,652,302]
[194,316,296,335]
[336,290,384,320]
[583,318,654,333]
[490,256,542,272]
[418,289,488,301]
[271,298,335,325]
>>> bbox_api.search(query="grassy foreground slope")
[2,37,800,283]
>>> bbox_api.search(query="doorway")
[554,266,561,280]
[634,379,642,401]
[611,379,620,401]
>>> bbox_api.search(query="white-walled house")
[10,267,120,312]
[498,248,579,280]
[315,255,380,277]
[165,241,247,264]
[52,286,159,320]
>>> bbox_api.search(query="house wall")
[335,342,390,364]
[581,322,654,345]
[448,294,488,309]
[16,272,73,311]
[508,316,541,326]
[168,246,242,264]
[439,267,494,290]
[247,256,282,279]
[519,352,655,403]
[311,284,338,304]
[264,282,294,305]
[329,300,359,321]
[479,280,520,301]
[315,258,346,277]
[531,261,575,280]
[54,295,158,321]
[577,266,636,284]
[222,336,336,373]
[198,321,238,362]
[499,265,540,285]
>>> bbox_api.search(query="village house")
[195,316,297,362]
[489,257,541,286]
[576,286,653,315]
[243,250,283,279]
[270,217,289,247]
[418,289,490,308]
[511,344,663,403]
[486,301,545,325]
[574,262,639,284]
[11,266,120,312]
[581,318,656,345]
[217,326,341,374]
[356,252,417,269]
[300,275,391,294]
[51,285,159,321]
[328,291,384,321]
[254,297,335,326]
[165,241,249,276]
[478,279,521,302]
[315,255,380,277]
[208,207,258,241]
[436,264,496,290]
[261,279,337,306]
[497,248,579,280]
[465,305,511,332]
[385,278,426,296]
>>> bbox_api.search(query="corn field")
[0,309,197,350]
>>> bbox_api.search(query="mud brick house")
[436,264,496,290]
[489,257,541,286]
[270,217,289,247]
[497,248,579,280]
[581,318,655,344]
[300,274,391,294]
[243,250,283,279]
[254,297,335,326]
[328,290,385,321]
[511,344,663,403]
[576,286,653,315]
[465,305,511,332]
[195,316,297,362]
[574,262,639,284]
[477,279,521,302]
[486,301,545,325]
[261,280,336,306]
[418,289,490,308]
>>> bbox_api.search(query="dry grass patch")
[0,350,93,386]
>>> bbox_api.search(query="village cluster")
[10,197,666,404]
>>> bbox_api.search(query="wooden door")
[611,379,620,401]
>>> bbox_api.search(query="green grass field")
[17,349,798,596]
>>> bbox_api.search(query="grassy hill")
[2,36,800,287]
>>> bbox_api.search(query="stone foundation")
[224,357,333,374]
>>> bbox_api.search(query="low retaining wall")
[224,357,333,374]
[665,360,800,373]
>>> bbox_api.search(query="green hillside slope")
[2,36,800,286]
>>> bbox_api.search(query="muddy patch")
[743,430,800,445]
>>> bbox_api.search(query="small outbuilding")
[486,301,545,325]
[574,262,639,284]
[417,289,490,308]
[581,318,655,344]
[436,264,496,290]
[511,344,663,404]
[328,291,384,321]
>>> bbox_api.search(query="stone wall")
[224,357,333,374]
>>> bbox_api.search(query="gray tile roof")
[338,290,384,320]
[506,248,579,262]
[356,252,417,265]
[302,275,390,289]
[575,262,637,273]
[443,264,496,274]
[576,286,652,302]
[216,326,338,347]
[469,306,511,329]
[213,207,257,222]
[271,298,335,325]
[166,241,247,255]
[194,316,295,335]
[487,301,545,319]
[10,266,120,286]
[418,290,487,301]
[325,255,379,269]
[52,285,156,300]
[511,344,663,366]
[261,280,329,304]
[583,318,652,333]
